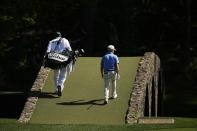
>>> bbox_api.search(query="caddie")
[100,45,120,104]
[46,32,72,96]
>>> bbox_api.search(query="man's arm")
[46,41,52,53]
[115,63,119,74]
[100,63,104,78]
[115,55,119,73]
[63,38,72,51]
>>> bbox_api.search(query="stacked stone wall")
[126,52,160,124]
[18,66,50,123]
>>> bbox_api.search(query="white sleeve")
[46,41,52,53]
[63,38,72,51]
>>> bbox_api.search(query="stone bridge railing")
[18,67,50,123]
[126,52,161,124]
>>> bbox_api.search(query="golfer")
[46,32,72,96]
[100,45,120,104]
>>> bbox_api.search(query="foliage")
[0,0,196,94]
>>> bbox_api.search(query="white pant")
[104,71,117,100]
[67,61,73,75]
[54,62,73,91]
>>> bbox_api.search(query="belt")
[106,69,114,71]
[104,70,115,74]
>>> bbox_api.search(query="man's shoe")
[112,95,117,99]
[57,85,62,96]
[104,99,108,104]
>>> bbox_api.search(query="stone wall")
[18,66,50,123]
[126,52,160,124]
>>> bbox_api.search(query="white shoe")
[112,95,117,99]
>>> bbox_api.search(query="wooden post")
[148,81,152,117]
[154,75,158,117]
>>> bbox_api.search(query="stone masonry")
[18,66,50,123]
[125,52,160,124]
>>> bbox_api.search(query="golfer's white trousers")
[54,62,73,91]
[104,71,117,100]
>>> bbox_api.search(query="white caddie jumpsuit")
[47,36,72,91]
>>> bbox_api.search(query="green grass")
[29,57,140,125]
[1,117,197,131]
[1,57,197,130]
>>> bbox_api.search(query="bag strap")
[54,38,62,51]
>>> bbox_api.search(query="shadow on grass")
[39,92,59,98]
[57,99,106,107]
[164,92,197,118]
[0,92,27,118]
[0,67,39,119]
[163,73,197,118]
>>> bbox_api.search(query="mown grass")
[29,57,141,125]
[0,117,197,131]
[1,57,197,131]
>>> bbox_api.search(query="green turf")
[1,117,197,131]
[29,57,140,125]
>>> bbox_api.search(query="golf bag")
[43,49,84,69]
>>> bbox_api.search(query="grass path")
[1,117,197,131]
[29,57,140,125]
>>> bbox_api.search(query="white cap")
[107,45,116,51]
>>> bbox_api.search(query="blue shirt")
[101,52,119,72]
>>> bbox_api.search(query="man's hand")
[100,64,104,78]
[101,73,104,78]
[116,73,120,80]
